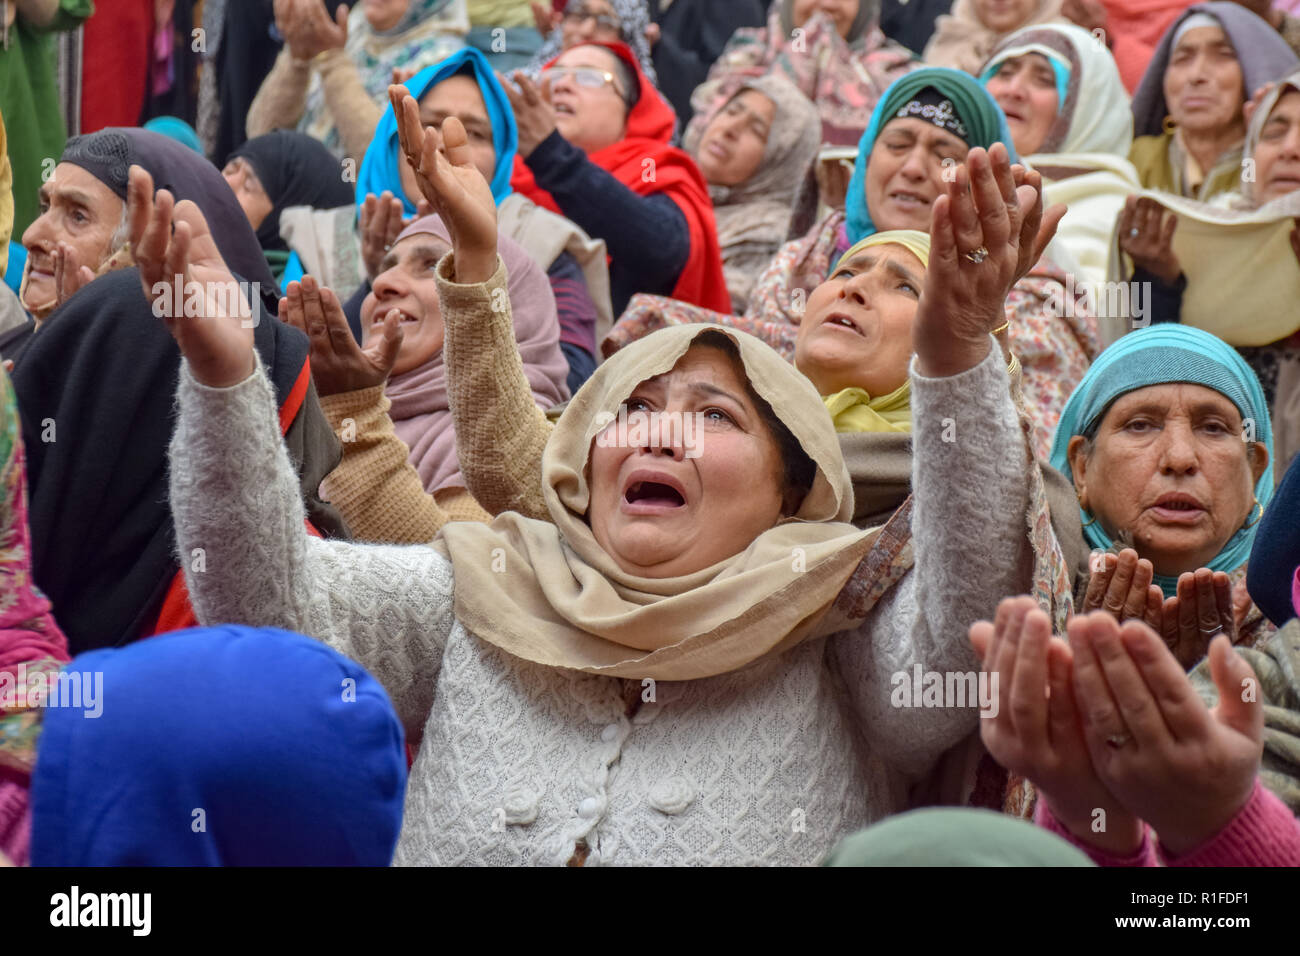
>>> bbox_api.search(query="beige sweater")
[246,48,382,160]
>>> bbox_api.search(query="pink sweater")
[1037,779,1300,866]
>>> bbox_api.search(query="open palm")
[389,85,498,283]
[128,164,256,387]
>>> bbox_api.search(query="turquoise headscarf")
[1049,326,1275,596]
[844,68,1018,244]
[356,47,518,216]
[978,48,1071,120]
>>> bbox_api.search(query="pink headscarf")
[384,216,570,496]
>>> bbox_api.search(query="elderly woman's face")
[363,0,409,32]
[973,0,1038,34]
[1163,26,1244,138]
[361,232,451,376]
[792,0,860,38]
[1067,384,1268,577]
[865,117,968,232]
[984,53,1059,156]
[21,163,125,309]
[795,243,923,397]
[546,46,630,155]
[559,0,624,48]
[1253,90,1300,201]
[221,156,273,231]
[695,90,776,187]
[588,345,789,578]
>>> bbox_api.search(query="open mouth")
[822,311,862,336]
[1149,493,1206,522]
[704,140,730,160]
[554,102,577,116]
[375,307,419,325]
[621,469,689,514]
[889,190,930,209]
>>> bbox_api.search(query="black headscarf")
[226,130,357,252]
[61,127,281,310]
[11,268,344,654]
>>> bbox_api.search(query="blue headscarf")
[30,626,407,866]
[1049,326,1274,596]
[356,47,518,216]
[845,68,1019,244]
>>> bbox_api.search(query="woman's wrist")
[1048,796,1145,857]
[451,249,499,286]
[188,351,258,390]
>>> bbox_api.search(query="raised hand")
[1243,82,1276,128]
[914,143,1062,378]
[500,70,559,159]
[51,241,96,307]
[969,596,1143,855]
[279,0,348,62]
[1081,549,1164,631]
[128,164,256,387]
[390,84,498,284]
[359,191,407,279]
[1068,613,1262,857]
[1159,568,1237,670]
[278,275,402,396]
[1118,195,1180,284]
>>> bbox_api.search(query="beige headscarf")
[434,324,906,681]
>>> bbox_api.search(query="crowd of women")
[2,0,1300,868]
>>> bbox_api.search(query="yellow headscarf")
[820,230,930,434]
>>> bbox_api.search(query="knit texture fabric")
[168,325,1035,865]
[318,386,490,544]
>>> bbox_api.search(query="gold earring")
[1244,498,1263,529]
[1080,511,1098,529]
[1162,114,1177,135]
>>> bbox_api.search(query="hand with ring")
[1160,567,1237,670]
[1068,611,1263,857]
[969,597,1142,855]
[1118,195,1181,285]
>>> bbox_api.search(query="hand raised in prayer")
[969,597,1143,855]
[531,0,561,38]
[501,71,559,160]
[277,0,348,62]
[1061,0,1107,35]
[913,143,1063,378]
[1118,195,1180,285]
[1243,83,1276,128]
[278,275,402,396]
[1067,612,1262,856]
[128,164,256,388]
[390,85,499,284]
[51,241,96,307]
[1158,568,1237,670]
[359,191,407,279]
[1081,549,1164,631]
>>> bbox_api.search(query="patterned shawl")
[684,5,918,148]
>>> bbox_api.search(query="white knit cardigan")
[168,327,1034,866]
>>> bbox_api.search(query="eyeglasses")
[562,6,624,38]
[540,66,626,100]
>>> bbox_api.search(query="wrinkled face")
[397,74,498,206]
[795,244,923,397]
[559,0,624,48]
[791,0,860,38]
[546,46,630,155]
[984,53,1059,156]
[972,0,1037,34]
[361,232,451,376]
[1067,383,1267,577]
[1253,90,1300,201]
[695,90,776,187]
[21,163,125,309]
[865,117,968,232]
[1163,26,1244,138]
[363,0,409,32]
[221,156,274,231]
[587,346,789,578]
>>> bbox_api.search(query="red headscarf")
[511,41,730,314]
